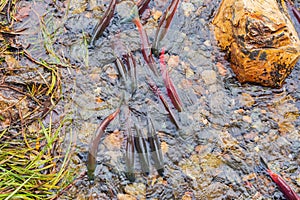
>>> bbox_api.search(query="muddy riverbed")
[2,0,300,199]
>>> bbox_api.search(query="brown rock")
[213,0,300,87]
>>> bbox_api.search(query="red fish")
[160,48,183,112]
[147,77,180,129]
[286,0,300,24]
[90,0,117,45]
[87,109,120,180]
[137,0,151,15]
[132,16,159,76]
[152,0,180,53]
[260,157,300,200]
[266,169,300,200]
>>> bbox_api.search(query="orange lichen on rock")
[213,0,300,87]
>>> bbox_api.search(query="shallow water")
[12,0,300,199]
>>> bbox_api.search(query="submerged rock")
[213,0,300,87]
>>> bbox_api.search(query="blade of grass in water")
[49,119,73,189]
[115,57,128,83]
[152,0,180,54]
[87,108,120,180]
[90,0,117,45]
[160,48,183,112]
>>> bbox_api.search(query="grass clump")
[0,117,75,199]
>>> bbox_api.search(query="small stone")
[183,46,190,51]
[182,192,193,200]
[181,2,195,17]
[201,70,217,85]
[242,115,252,123]
[242,173,257,181]
[239,93,255,107]
[152,9,162,21]
[204,40,211,47]
[103,129,123,150]
[124,183,146,199]
[234,109,244,114]
[216,62,227,76]
[161,141,168,154]
[167,55,180,68]
[261,109,267,114]
[117,194,136,200]
[185,66,194,78]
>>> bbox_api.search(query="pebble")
[242,115,252,123]
[203,40,211,47]
[152,9,162,21]
[201,70,217,85]
[182,192,193,200]
[161,141,169,154]
[239,93,255,107]
[167,55,180,68]
[124,183,146,199]
[117,194,136,200]
[181,2,195,17]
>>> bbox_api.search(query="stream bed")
[4,0,300,199]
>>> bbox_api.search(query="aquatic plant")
[0,117,75,200]
[134,124,150,175]
[125,123,135,182]
[146,76,180,129]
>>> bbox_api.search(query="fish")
[90,0,117,45]
[160,48,183,112]
[87,108,120,180]
[146,76,180,129]
[137,0,151,15]
[152,0,180,54]
[286,0,300,24]
[260,157,300,200]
